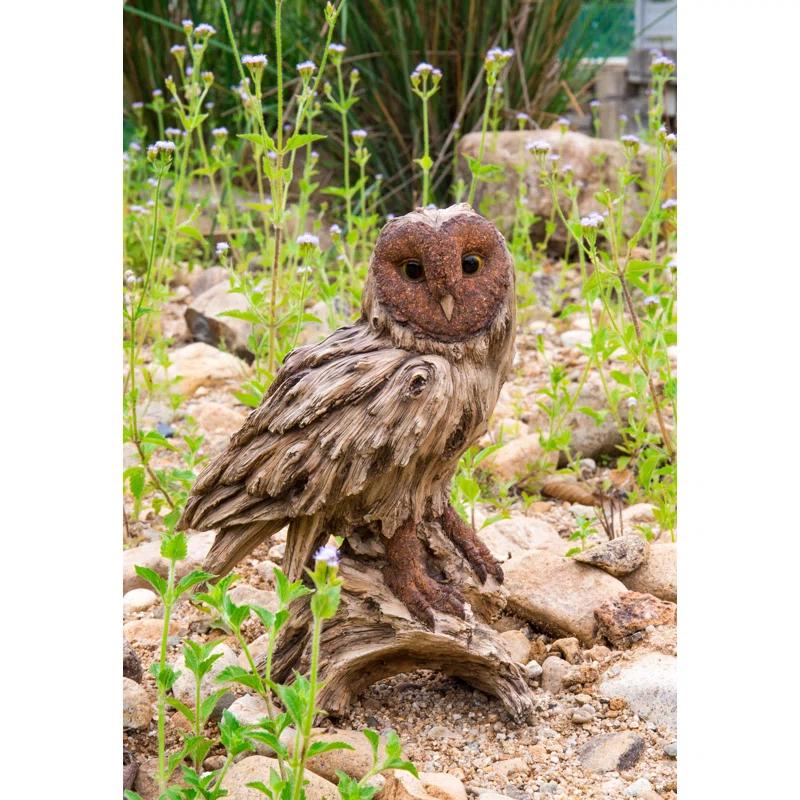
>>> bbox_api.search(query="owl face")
[369,205,513,342]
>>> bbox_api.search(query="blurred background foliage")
[123,0,634,208]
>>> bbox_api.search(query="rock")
[571,704,595,724]
[625,778,654,797]
[498,630,531,664]
[478,516,565,562]
[541,656,570,694]
[574,536,648,577]
[578,732,645,773]
[622,543,677,602]
[297,300,333,346]
[594,591,676,647]
[563,663,599,687]
[228,693,270,726]
[428,724,458,741]
[663,741,677,759]
[488,757,528,777]
[189,266,230,298]
[134,756,187,800]
[172,643,238,706]
[283,729,376,781]
[560,384,623,464]
[123,677,151,729]
[539,781,562,795]
[481,433,558,484]
[122,618,180,646]
[622,504,656,525]
[525,660,543,680]
[185,281,253,361]
[503,551,627,644]
[458,130,650,246]
[123,639,143,682]
[123,587,158,614]
[228,584,279,611]
[560,329,592,348]
[223,755,338,800]
[473,791,515,800]
[597,652,677,732]
[123,531,216,593]
[151,342,250,398]
[191,401,247,438]
[380,770,437,800]
[237,632,272,670]
[268,541,286,562]
[123,749,138,791]
[420,773,468,800]
[550,637,583,664]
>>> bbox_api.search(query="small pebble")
[663,741,677,759]
[123,588,158,614]
[571,705,595,724]
[525,660,543,679]
[624,777,653,796]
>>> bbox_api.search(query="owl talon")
[442,505,504,585]
[384,519,467,627]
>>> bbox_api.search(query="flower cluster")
[241,54,268,77]
[580,211,605,230]
[620,134,641,155]
[314,545,340,567]
[296,60,316,79]
[194,23,216,38]
[147,140,176,163]
[351,128,367,145]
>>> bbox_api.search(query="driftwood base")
[271,519,537,722]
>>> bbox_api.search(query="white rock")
[123,677,151,729]
[123,588,158,614]
[151,342,250,397]
[621,542,676,602]
[625,778,654,797]
[479,516,564,562]
[560,329,592,348]
[598,652,677,732]
[172,643,238,706]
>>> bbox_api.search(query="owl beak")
[439,294,455,321]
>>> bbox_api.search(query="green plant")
[126,545,418,800]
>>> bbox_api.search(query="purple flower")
[314,545,340,567]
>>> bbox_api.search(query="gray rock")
[663,741,677,759]
[223,755,337,800]
[188,266,230,298]
[228,584,279,610]
[185,281,253,361]
[598,651,677,732]
[428,724,458,740]
[578,732,645,773]
[172,643,238,706]
[525,660,543,680]
[123,588,158,614]
[123,677,151,730]
[542,656,571,694]
[550,637,583,664]
[540,781,562,796]
[123,639,142,682]
[574,536,648,577]
[622,543,677,602]
[624,778,654,796]
[560,330,592,348]
[571,704,596,724]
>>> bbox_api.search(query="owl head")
[363,204,515,344]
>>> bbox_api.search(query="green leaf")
[383,757,419,776]
[246,730,288,758]
[177,225,205,242]
[199,689,230,726]
[123,792,144,800]
[283,132,326,152]
[273,682,306,727]
[565,546,582,557]
[245,781,273,796]
[216,665,263,692]
[362,728,380,760]
[161,530,188,562]
[126,466,145,499]
[238,132,276,151]
[175,569,213,599]
[134,565,167,597]
[219,309,261,324]
[165,695,196,725]
[306,740,356,758]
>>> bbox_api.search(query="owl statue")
[178,203,516,626]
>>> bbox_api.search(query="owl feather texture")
[178,203,516,627]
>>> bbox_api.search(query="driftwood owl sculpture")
[178,203,516,626]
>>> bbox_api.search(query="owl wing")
[178,321,457,535]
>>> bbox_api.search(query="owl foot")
[384,519,466,627]
[441,505,504,584]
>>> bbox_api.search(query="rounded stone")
[123,588,158,614]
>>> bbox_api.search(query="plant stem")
[467,82,494,206]
[157,556,176,795]
[291,614,322,800]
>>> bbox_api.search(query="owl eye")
[401,259,425,282]
[461,254,483,275]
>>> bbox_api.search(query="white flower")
[152,89,163,98]
[620,134,640,146]
[185,66,194,77]
[132,101,144,110]
[296,60,316,77]
[147,177,158,187]
[164,127,184,137]
[661,198,677,210]
[211,127,228,137]
[194,23,217,37]
[154,140,176,152]
[526,139,551,154]
[626,397,638,408]
[589,99,600,108]
[651,54,675,71]
[547,153,560,163]
[314,545,340,566]
[181,19,193,33]
[414,62,434,75]
[557,116,570,127]
[328,43,346,54]
[129,142,142,152]
[351,128,367,144]
[215,242,230,254]
[296,233,320,247]
[129,204,147,214]
[580,212,604,229]
[665,133,677,145]
[485,47,514,65]
[329,224,342,235]
[297,265,313,276]
[170,44,186,57]
[515,112,530,121]
[644,295,659,306]
[242,54,268,68]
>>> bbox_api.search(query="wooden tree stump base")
[271,519,537,722]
